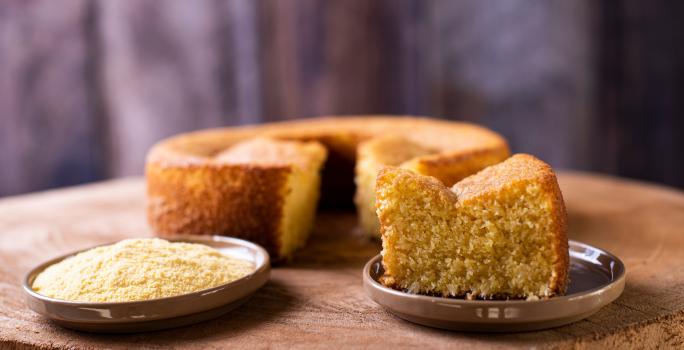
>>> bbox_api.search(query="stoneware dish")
[363,240,625,332]
[23,235,270,333]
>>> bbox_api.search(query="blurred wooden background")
[0,0,682,197]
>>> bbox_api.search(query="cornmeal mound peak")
[214,138,327,259]
[376,154,569,299]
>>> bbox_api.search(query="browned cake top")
[452,154,555,201]
[214,138,326,171]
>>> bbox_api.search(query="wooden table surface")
[1,172,683,349]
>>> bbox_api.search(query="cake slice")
[355,136,508,237]
[211,138,326,259]
[376,154,568,299]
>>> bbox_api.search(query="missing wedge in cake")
[375,154,569,300]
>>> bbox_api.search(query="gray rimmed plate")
[23,235,270,333]
[363,240,625,332]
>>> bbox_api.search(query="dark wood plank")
[595,0,684,188]
[96,0,252,176]
[426,0,598,170]
[1,0,682,196]
[255,0,431,118]
[0,0,104,196]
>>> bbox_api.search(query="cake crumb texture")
[376,154,569,299]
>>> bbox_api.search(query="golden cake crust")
[147,163,289,255]
[146,116,510,259]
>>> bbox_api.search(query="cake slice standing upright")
[375,154,569,299]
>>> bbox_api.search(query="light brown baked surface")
[146,116,510,259]
[376,154,569,299]
[214,137,326,170]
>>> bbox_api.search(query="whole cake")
[146,116,510,259]
[375,154,569,299]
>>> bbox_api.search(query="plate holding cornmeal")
[32,238,254,303]
[23,236,270,333]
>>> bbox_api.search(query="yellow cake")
[354,136,508,236]
[146,116,510,259]
[148,137,326,259]
[376,154,569,299]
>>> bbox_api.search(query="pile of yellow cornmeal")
[31,238,254,303]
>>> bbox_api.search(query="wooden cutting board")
[1,172,683,349]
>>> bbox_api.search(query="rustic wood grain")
[1,173,683,349]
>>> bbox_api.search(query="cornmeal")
[32,238,254,302]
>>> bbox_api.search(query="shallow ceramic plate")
[363,240,625,332]
[23,236,270,333]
